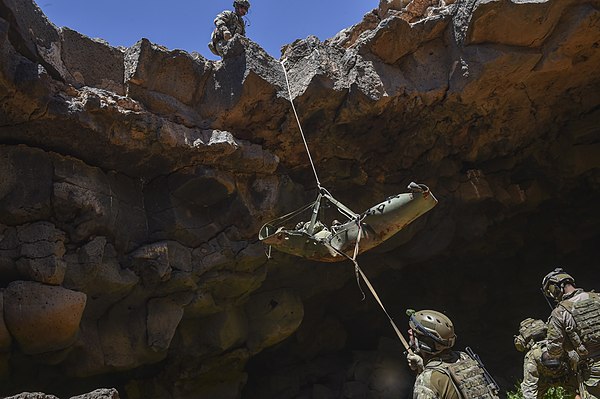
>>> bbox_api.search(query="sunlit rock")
[3,281,86,355]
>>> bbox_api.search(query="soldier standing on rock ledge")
[400,0,456,23]
[208,0,250,57]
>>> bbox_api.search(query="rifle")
[465,347,500,394]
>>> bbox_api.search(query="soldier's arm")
[413,384,440,399]
[407,352,425,374]
[214,11,231,31]
[413,371,444,399]
[546,309,566,358]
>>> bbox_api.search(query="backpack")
[518,318,547,349]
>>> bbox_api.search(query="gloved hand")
[407,352,424,373]
[540,349,563,369]
[541,349,551,362]
[223,30,232,40]
[567,350,580,369]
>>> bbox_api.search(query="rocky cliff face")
[0,0,599,398]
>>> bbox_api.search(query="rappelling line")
[357,265,412,352]
[280,60,321,189]
[329,244,412,352]
[279,59,410,352]
[326,227,412,353]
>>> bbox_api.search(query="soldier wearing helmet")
[208,0,250,57]
[399,0,457,24]
[542,268,600,398]
[514,318,577,399]
[406,309,499,399]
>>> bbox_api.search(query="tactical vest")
[429,352,500,399]
[213,10,246,41]
[564,293,600,354]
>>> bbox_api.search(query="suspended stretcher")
[259,182,438,262]
[259,61,436,353]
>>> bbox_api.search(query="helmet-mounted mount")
[542,268,575,301]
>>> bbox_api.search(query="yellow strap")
[356,262,412,352]
[326,220,412,352]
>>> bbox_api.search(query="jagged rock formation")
[0,0,599,398]
[5,388,120,399]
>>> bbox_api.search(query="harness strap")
[307,193,323,235]
[261,200,316,259]
[267,200,316,228]
[320,187,358,219]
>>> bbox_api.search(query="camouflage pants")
[208,27,230,57]
[581,359,600,399]
[521,351,577,399]
[207,39,229,57]
[522,379,576,399]
[215,40,229,56]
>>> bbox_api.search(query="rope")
[325,223,412,353]
[356,264,412,352]
[267,200,316,228]
[352,218,366,301]
[280,60,321,189]
[279,59,410,352]
[260,200,317,260]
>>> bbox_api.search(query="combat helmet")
[233,0,250,9]
[514,318,547,352]
[542,268,575,301]
[408,309,456,354]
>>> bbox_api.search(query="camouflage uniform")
[413,350,460,399]
[209,10,246,56]
[400,0,456,23]
[520,340,576,399]
[413,350,497,399]
[547,289,600,398]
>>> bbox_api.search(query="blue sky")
[36,0,376,60]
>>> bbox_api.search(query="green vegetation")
[507,384,574,399]
[506,384,522,399]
